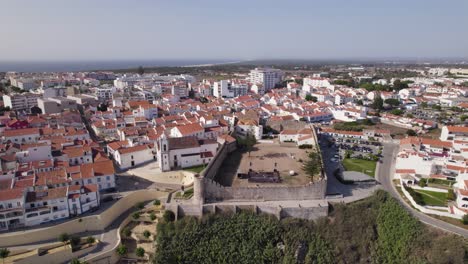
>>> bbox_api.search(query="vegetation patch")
[414,189,448,207]
[342,158,377,177]
[154,191,467,264]
[183,165,206,173]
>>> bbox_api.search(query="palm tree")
[0,248,10,264]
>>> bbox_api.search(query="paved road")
[319,138,381,202]
[378,142,468,238]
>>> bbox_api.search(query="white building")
[113,144,155,169]
[2,93,41,112]
[213,80,249,98]
[440,126,468,141]
[248,68,283,92]
[158,135,217,171]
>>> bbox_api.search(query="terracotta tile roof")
[175,123,204,136]
[117,144,149,155]
[3,128,39,137]
[0,188,24,201]
[447,126,468,133]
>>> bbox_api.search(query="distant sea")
[0,59,239,73]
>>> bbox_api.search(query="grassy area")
[342,158,377,177]
[414,189,447,207]
[175,188,194,199]
[183,165,206,173]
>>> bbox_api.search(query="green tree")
[135,247,145,258]
[432,104,442,111]
[58,233,70,247]
[153,199,161,206]
[238,133,257,156]
[303,148,321,180]
[356,99,363,106]
[406,129,417,136]
[462,214,468,225]
[371,96,384,111]
[460,115,468,122]
[384,98,400,106]
[420,102,428,108]
[392,79,409,91]
[137,66,145,75]
[390,109,403,116]
[116,244,128,256]
[0,248,10,264]
[305,94,317,102]
[418,179,426,187]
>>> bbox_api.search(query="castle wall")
[203,177,327,201]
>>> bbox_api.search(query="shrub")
[163,210,175,222]
[132,212,141,220]
[150,212,157,221]
[153,199,161,206]
[299,144,313,149]
[86,236,96,244]
[135,202,145,209]
[405,186,425,205]
[143,230,151,239]
[116,244,127,256]
[135,247,145,258]
[418,179,427,188]
[58,233,70,244]
[462,214,468,225]
[121,227,131,237]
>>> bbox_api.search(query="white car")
[330,158,337,162]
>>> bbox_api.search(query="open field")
[342,158,376,177]
[414,189,447,207]
[215,141,317,187]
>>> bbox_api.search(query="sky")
[1,0,467,61]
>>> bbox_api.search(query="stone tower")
[193,173,205,205]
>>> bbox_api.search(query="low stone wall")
[280,205,328,220]
[170,202,328,221]
[11,242,98,264]
[0,190,167,248]
[203,178,327,202]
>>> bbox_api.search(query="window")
[17,202,21,207]
[97,178,101,182]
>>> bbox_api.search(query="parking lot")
[334,138,382,159]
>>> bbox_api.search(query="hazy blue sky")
[1,0,467,61]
